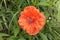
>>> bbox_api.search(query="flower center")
[28,17,33,23]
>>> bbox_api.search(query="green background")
[0,0,60,40]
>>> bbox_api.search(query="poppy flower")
[18,6,46,35]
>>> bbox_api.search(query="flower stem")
[29,35,32,40]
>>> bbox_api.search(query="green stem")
[29,35,32,40]
[2,15,8,29]
[3,0,7,9]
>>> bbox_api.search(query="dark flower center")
[28,17,33,23]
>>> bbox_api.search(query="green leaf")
[56,0,60,22]
[2,15,8,29]
[44,12,50,19]
[9,11,19,27]
[40,0,50,2]
[0,3,2,9]
[0,37,3,40]
[49,27,59,40]
[0,33,9,37]
[37,2,51,6]
[39,32,48,40]
[46,33,54,40]
[7,36,15,40]
[13,27,19,37]
[18,37,25,40]
[0,22,3,30]
[3,0,7,9]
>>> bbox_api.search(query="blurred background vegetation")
[0,0,60,40]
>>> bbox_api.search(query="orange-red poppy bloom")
[18,6,46,35]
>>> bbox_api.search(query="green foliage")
[0,0,60,40]
[39,33,48,40]
[0,33,9,40]
[0,33,9,37]
[56,0,60,22]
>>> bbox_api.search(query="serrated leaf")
[39,32,48,40]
